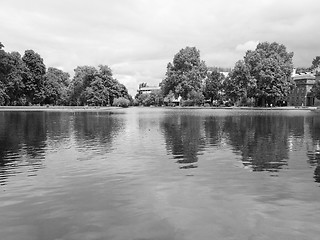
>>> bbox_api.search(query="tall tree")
[225,60,256,105]
[311,56,320,71]
[204,69,225,105]
[0,45,25,105]
[223,75,240,105]
[244,42,294,106]
[69,66,97,105]
[160,46,207,100]
[0,43,10,105]
[22,50,46,104]
[5,52,26,105]
[311,80,320,100]
[69,65,130,106]
[97,65,119,105]
[43,67,70,105]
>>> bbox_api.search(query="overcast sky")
[1,0,320,96]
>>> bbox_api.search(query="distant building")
[137,86,160,95]
[288,68,320,106]
[207,67,231,78]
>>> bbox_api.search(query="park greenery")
[157,43,295,107]
[0,42,131,106]
[1,40,320,107]
[136,44,319,107]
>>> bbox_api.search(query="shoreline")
[0,105,317,112]
[0,106,122,112]
[170,106,317,111]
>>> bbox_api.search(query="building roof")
[292,72,315,81]
[139,86,160,91]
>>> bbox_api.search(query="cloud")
[112,59,167,96]
[1,0,320,95]
[235,41,259,52]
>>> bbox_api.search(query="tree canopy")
[224,60,255,105]
[43,67,70,105]
[22,49,47,104]
[247,42,293,105]
[311,80,320,100]
[311,56,320,71]
[224,42,294,106]
[0,43,131,106]
[160,46,207,100]
[0,41,311,108]
[69,65,130,106]
[203,69,225,105]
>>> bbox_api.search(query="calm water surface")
[0,108,320,240]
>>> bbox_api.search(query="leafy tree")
[43,67,70,105]
[97,65,130,105]
[69,65,130,106]
[244,42,294,106]
[163,90,176,106]
[135,90,164,106]
[182,90,204,106]
[84,76,110,106]
[22,50,46,104]
[0,44,10,105]
[113,97,130,107]
[148,90,164,106]
[311,80,320,100]
[0,52,27,105]
[223,76,240,105]
[160,46,207,100]
[225,60,256,105]
[0,46,26,105]
[69,66,98,105]
[0,85,7,105]
[311,56,320,70]
[136,93,149,106]
[0,43,132,106]
[204,69,225,105]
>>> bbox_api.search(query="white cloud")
[235,41,259,52]
[1,0,320,94]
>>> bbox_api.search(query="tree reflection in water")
[203,116,224,147]
[159,110,320,185]
[306,115,320,184]
[222,114,291,172]
[161,114,205,169]
[0,111,124,185]
[161,112,303,173]
[73,112,124,156]
[0,112,47,185]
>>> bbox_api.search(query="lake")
[0,107,320,240]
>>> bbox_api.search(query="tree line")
[135,42,320,107]
[2,41,319,107]
[0,42,131,107]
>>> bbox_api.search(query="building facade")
[288,72,316,106]
[288,70,320,107]
[137,86,160,95]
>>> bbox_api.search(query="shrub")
[132,99,139,106]
[187,91,204,106]
[113,97,130,108]
[180,99,194,107]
